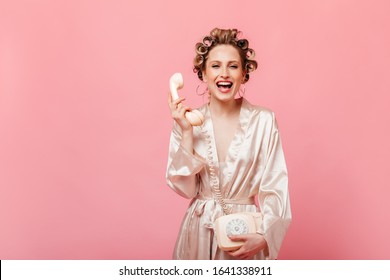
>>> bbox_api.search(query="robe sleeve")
[258,113,292,260]
[166,121,206,199]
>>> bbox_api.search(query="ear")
[242,70,247,83]
[202,71,207,83]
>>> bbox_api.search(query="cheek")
[236,72,245,83]
[204,70,217,82]
[207,80,216,88]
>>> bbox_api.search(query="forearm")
[180,129,194,155]
[166,125,205,199]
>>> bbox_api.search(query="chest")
[212,118,239,162]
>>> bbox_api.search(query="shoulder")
[242,98,276,123]
[196,102,208,116]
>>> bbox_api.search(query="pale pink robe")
[166,98,291,260]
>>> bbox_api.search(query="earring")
[196,81,209,96]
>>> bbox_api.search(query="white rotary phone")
[215,212,263,251]
[169,73,204,126]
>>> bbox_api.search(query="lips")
[216,81,233,89]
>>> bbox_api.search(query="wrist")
[181,129,193,138]
[180,129,194,154]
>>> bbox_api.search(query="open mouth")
[217,81,233,89]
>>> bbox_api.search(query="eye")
[230,65,239,69]
[212,64,220,68]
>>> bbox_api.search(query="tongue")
[218,85,231,93]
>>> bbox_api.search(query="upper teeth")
[218,82,232,85]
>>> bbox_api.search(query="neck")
[209,97,242,117]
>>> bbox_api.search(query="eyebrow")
[208,60,241,63]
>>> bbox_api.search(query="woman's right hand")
[168,92,193,132]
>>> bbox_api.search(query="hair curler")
[169,73,204,126]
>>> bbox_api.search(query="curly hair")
[193,28,258,82]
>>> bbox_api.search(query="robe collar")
[198,97,250,182]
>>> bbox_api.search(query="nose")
[220,66,229,78]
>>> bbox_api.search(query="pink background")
[1,0,389,259]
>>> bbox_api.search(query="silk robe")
[166,98,291,260]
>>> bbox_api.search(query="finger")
[226,248,239,256]
[170,98,185,112]
[173,97,186,108]
[173,107,191,124]
[231,252,248,260]
[168,92,183,105]
[227,251,241,258]
[229,234,248,242]
[173,96,186,105]
[228,246,246,257]
[169,98,185,112]
[179,103,191,111]
[177,104,191,115]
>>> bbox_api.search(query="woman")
[166,28,291,260]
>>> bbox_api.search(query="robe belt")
[194,195,255,218]
[196,195,255,205]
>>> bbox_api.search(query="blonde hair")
[193,28,258,82]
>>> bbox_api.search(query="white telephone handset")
[170,73,204,126]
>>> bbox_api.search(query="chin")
[216,91,238,101]
[213,94,234,102]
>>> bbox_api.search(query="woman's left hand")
[227,234,268,260]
